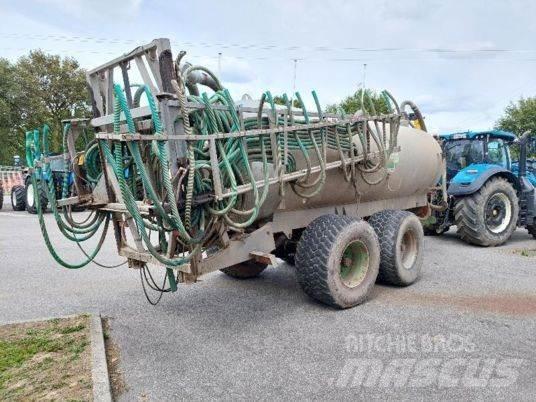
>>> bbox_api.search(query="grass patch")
[0,315,92,401]
[511,248,536,257]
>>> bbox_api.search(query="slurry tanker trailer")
[26,38,443,308]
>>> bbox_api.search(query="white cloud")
[186,54,256,85]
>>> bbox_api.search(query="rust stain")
[372,286,536,317]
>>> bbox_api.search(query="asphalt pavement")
[1,195,535,401]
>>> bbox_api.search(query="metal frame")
[93,117,399,201]
[76,38,427,282]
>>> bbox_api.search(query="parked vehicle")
[26,38,445,308]
[425,130,536,245]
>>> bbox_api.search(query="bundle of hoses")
[26,125,110,269]
[26,69,399,270]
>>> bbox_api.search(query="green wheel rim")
[400,229,418,269]
[339,240,369,288]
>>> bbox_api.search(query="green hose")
[27,126,109,269]
[27,67,399,272]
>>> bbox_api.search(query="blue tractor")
[425,130,536,245]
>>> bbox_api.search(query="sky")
[1,0,536,134]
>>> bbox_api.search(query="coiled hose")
[27,66,400,270]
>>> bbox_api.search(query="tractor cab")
[439,130,516,182]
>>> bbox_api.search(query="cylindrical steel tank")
[245,123,442,218]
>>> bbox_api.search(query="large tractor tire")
[0,185,3,210]
[295,215,380,309]
[368,210,424,286]
[454,177,519,246]
[10,185,26,211]
[528,225,536,239]
[220,260,267,279]
[25,180,48,214]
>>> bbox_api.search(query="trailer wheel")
[295,215,380,309]
[11,185,26,211]
[25,180,48,214]
[220,261,267,279]
[368,210,424,286]
[454,177,519,246]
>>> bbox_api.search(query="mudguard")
[447,163,520,196]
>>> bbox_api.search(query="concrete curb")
[0,313,113,402]
[90,314,113,402]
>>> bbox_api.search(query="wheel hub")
[339,241,369,288]
[27,184,35,207]
[485,192,511,234]
[400,229,418,269]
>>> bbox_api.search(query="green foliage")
[496,97,536,159]
[0,58,21,166]
[495,97,536,136]
[0,51,89,165]
[325,88,390,116]
[273,95,301,108]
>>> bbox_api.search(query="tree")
[273,95,301,109]
[0,51,89,164]
[14,50,89,152]
[495,97,536,136]
[0,58,21,165]
[325,88,391,115]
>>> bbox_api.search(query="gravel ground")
[1,195,535,400]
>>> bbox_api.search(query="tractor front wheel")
[25,181,48,214]
[528,225,536,239]
[454,177,519,246]
[11,185,26,211]
[423,224,449,236]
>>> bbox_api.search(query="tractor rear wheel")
[454,177,519,246]
[25,181,48,214]
[11,185,26,211]
[295,215,380,309]
[368,210,424,286]
[220,261,267,279]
